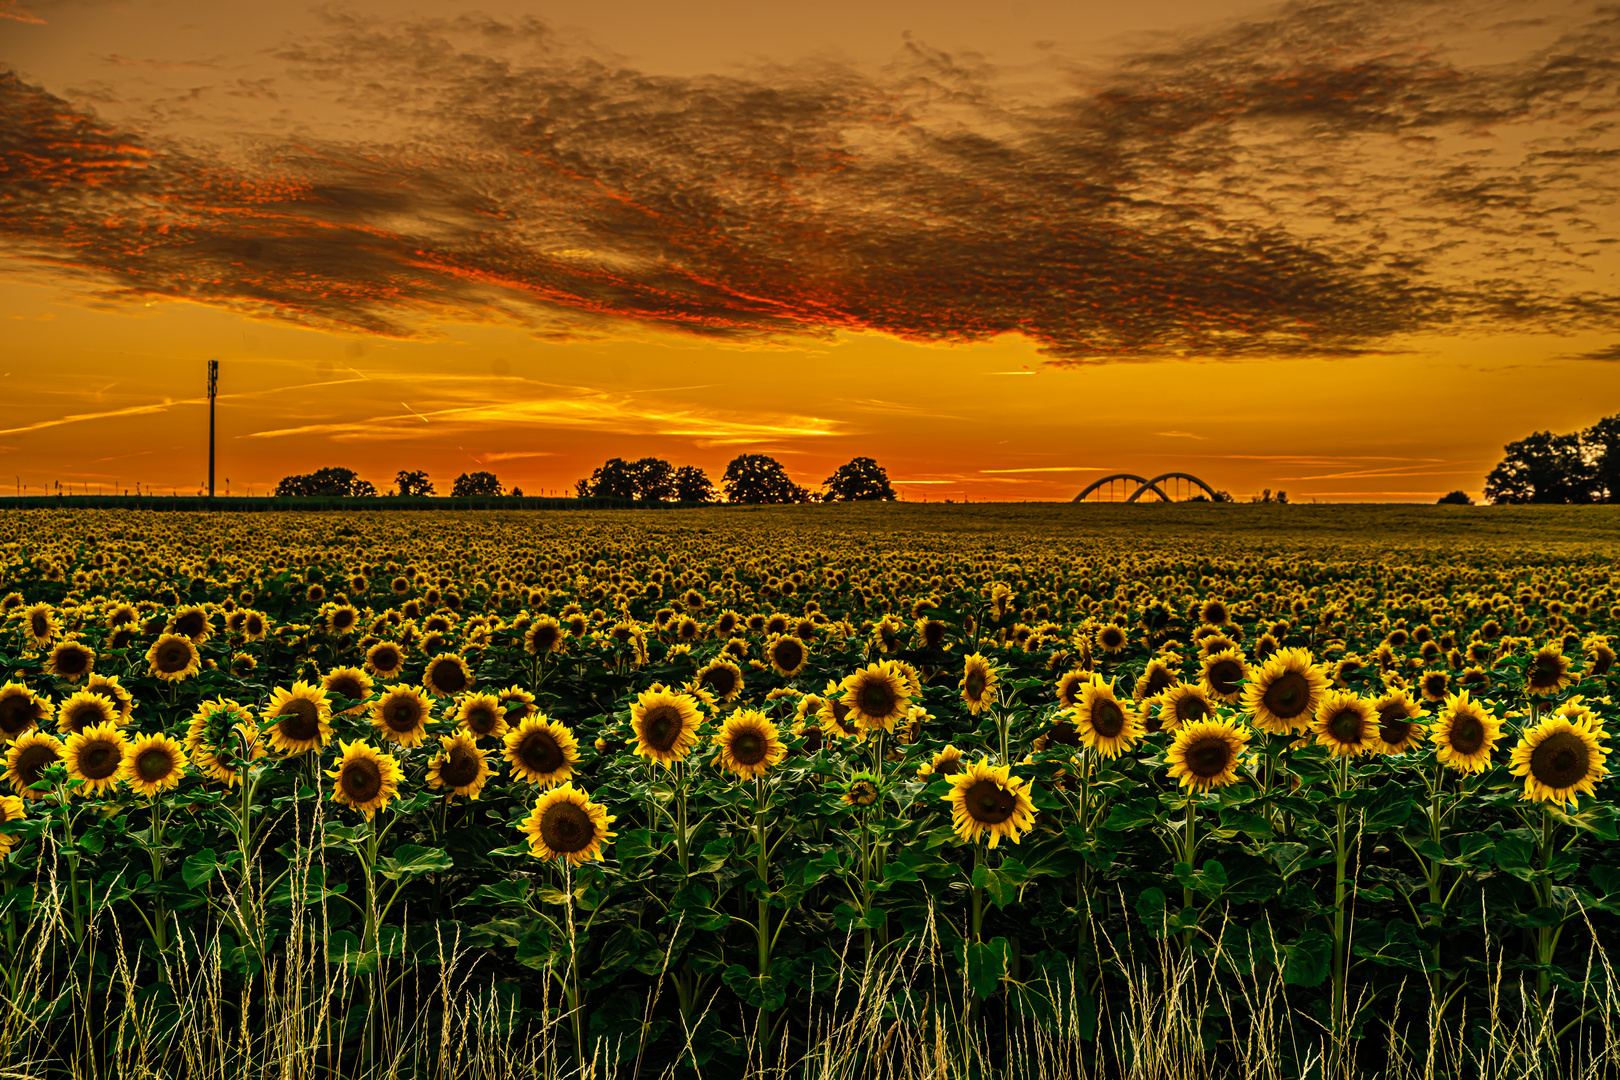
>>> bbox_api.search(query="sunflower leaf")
[181,849,220,890]
[374,844,453,882]
[965,938,1010,999]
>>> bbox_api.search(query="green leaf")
[182,850,220,890]
[972,865,1019,910]
[1134,887,1167,930]
[1547,802,1619,842]
[374,844,453,882]
[965,938,1010,999]
[1283,930,1332,988]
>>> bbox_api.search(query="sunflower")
[21,603,58,647]
[1054,669,1088,710]
[422,653,474,698]
[263,683,334,756]
[630,686,703,767]
[957,653,998,715]
[1034,714,1082,753]
[321,666,374,716]
[1311,691,1375,756]
[792,716,826,753]
[1200,649,1250,705]
[1585,636,1615,677]
[324,604,360,636]
[54,690,119,735]
[1094,623,1128,654]
[1072,677,1140,758]
[46,640,96,683]
[1509,717,1607,806]
[366,685,432,748]
[1158,682,1216,732]
[167,605,211,641]
[917,744,966,781]
[0,794,25,855]
[146,634,202,683]
[843,662,911,734]
[454,692,509,740]
[119,733,189,797]
[1332,655,1366,687]
[817,679,860,738]
[518,783,615,864]
[364,640,407,681]
[186,702,264,786]
[1417,669,1450,703]
[240,610,268,642]
[0,682,49,743]
[943,759,1037,848]
[1133,659,1176,702]
[692,658,744,704]
[427,732,495,800]
[1431,691,1504,774]
[62,722,127,797]
[1166,720,1250,792]
[712,710,785,779]
[326,739,403,818]
[766,635,808,677]
[1370,690,1427,755]
[5,732,62,800]
[1526,646,1572,696]
[1243,649,1328,735]
[504,716,580,786]
[843,771,882,808]
[497,685,539,725]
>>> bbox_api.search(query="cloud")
[0,1,43,25]
[2,2,1619,360]
[1564,343,1620,362]
[1155,430,1207,440]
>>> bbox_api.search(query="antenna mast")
[207,359,219,498]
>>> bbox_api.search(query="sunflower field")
[1,504,1618,1080]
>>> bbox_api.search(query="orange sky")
[3,0,1619,501]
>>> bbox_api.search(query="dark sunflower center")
[1377,706,1412,746]
[63,703,103,732]
[1208,660,1243,696]
[1143,669,1173,696]
[1529,730,1589,789]
[372,646,402,672]
[923,622,946,647]
[276,699,321,742]
[17,744,58,785]
[966,671,987,698]
[1327,708,1363,744]
[340,757,382,802]
[0,697,35,735]
[702,668,737,697]
[533,626,559,649]
[430,660,468,695]
[1048,720,1081,747]
[801,727,824,752]
[859,681,896,717]
[55,647,89,674]
[1263,670,1311,719]
[773,640,804,670]
[80,742,120,780]
[539,801,593,853]
[641,706,682,751]
[465,706,499,734]
[329,676,364,701]
[1530,656,1563,688]
[1185,736,1233,779]
[1448,712,1486,756]
[156,643,192,673]
[767,617,788,635]
[385,700,423,733]
[440,746,481,787]
[966,780,1017,824]
[831,701,851,726]
[519,730,564,773]
[31,613,48,637]
[136,747,173,781]
[731,730,767,765]
[175,611,206,638]
[936,757,962,776]
[1423,673,1447,694]
[1091,700,1126,739]
[850,781,878,806]
[1592,649,1615,676]
[109,629,135,648]
[1175,696,1210,724]
[246,616,264,635]
[332,610,355,630]
[1101,628,1124,648]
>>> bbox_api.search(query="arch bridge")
[1072,472,1219,503]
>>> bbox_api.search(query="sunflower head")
[0,794,26,854]
[518,783,616,864]
[1166,720,1250,792]
[370,685,434,747]
[1509,717,1607,806]
[1311,690,1375,756]
[766,635,808,677]
[364,640,407,681]
[1158,682,1216,733]
[455,692,509,739]
[427,732,494,799]
[713,710,785,779]
[147,633,202,683]
[504,716,580,786]
[631,686,703,767]
[422,653,474,698]
[1370,690,1427,755]
[943,758,1037,849]
[264,683,334,757]
[322,666,375,716]
[1075,677,1140,759]
[843,662,911,734]
[1243,648,1327,734]
[119,733,189,798]
[1526,646,1572,696]
[692,658,744,704]
[1201,649,1250,705]
[917,744,966,781]
[960,653,999,715]
[63,722,128,797]
[46,640,96,683]
[843,770,882,808]
[0,682,49,743]
[1431,691,1504,774]
[5,731,62,800]
[54,690,120,736]
[325,739,403,818]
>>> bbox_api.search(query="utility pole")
[207,358,219,498]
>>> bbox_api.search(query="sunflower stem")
[1332,752,1352,1031]
[1535,807,1558,1007]
[1181,795,1197,951]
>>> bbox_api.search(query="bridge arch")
[1072,471,1217,503]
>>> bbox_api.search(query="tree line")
[1482,413,1620,504]
[273,468,509,498]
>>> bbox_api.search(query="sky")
[2,0,1618,502]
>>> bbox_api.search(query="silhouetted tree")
[395,470,434,497]
[1585,414,1620,502]
[1437,490,1473,505]
[451,471,503,497]
[1485,431,1594,504]
[674,466,718,503]
[274,467,377,498]
[722,455,811,504]
[822,457,896,501]
[628,457,677,501]
[575,458,637,499]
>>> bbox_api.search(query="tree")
[628,457,677,501]
[274,467,377,498]
[674,465,718,503]
[1437,490,1473,505]
[575,458,638,499]
[822,457,896,501]
[395,470,434,497]
[451,471,503,497]
[1583,414,1620,502]
[1484,431,1594,504]
[722,454,811,504]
